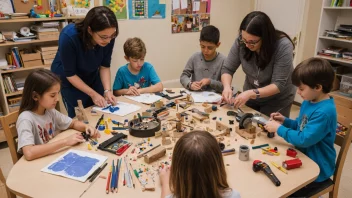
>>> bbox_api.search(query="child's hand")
[159,165,170,186]
[86,126,101,139]
[199,78,211,87]
[64,132,85,146]
[264,120,281,133]
[126,86,140,96]
[190,81,202,91]
[270,112,285,124]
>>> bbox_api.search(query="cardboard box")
[43,59,53,65]
[38,45,58,52]
[20,50,41,62]
[42,53,56,59]
[37,32,59,40]
[23,59,43,68]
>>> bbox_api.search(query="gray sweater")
[222,37,296,106]
[180,52,225,93]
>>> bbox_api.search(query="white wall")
[109,0,254,90]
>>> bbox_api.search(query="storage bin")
[339,73,352,98]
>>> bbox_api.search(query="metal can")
[239,145,250,161]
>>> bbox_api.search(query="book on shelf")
[2,74,19,94]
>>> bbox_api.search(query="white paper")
[41,150,107,182]
[124,94,163,104]
[180,0,188,9]
[0,0,14,13]
[193,2,200,11]
[92,101,141,116]
[187,91,222,103]
[172,0,180,9]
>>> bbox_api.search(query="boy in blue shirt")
[265,57,337,197]
[113,37,163,96]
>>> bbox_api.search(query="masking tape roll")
[20,27,30,37]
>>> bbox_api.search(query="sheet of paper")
[124,94,163,104]
[172,0,180,9]
[180,0,188,9]
[92,101,141,117]
[0,0,14,13]
[193,1,200,11]
[187,91,222,103]
[41,150,107,182]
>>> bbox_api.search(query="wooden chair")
[0,111,21,164]
[0,167,16,198]
[309,123,352,198]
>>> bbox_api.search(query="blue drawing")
[128,0,166,20]
[48,152,99,177]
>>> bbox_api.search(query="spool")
[239,145,250,161]
[20,27,31,36]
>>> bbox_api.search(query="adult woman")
[221,11,296,117]
[52,6,118,118]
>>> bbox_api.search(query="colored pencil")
[116,158,122,192]
[111,160,115,192]
[115,159,119,192]
[106,165,112,194]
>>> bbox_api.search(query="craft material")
[41,150,107,182]
[222,148,236,156]
[129,116,161,138]
[79,177,100,198]
[77,100,89,123]
[270,161,288,174]
[93,102,141,116]
[95,114,104,130]
[88,162,108,182]
[286,148,297,158]
[106,165,112,194]
[125,94,163,104]
[252,144,269,150]
[144,146,166,163]
[239,145,250,161]
[137,144,161,158]
[98,133,128,154]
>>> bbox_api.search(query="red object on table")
[116,143,132,156]
[286,148,297,158]
[282,158,302,170]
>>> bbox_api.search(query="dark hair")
[170,131,230,198]
[123,37,146,59]
[292,57,334,93]
[19,69,61,114]
[200,25,220,44]
[76,6,119,50]
[239,11,294,69]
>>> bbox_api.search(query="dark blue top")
[51,24,115,88]
[278,97,337,182]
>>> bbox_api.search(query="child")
[264,58,337,197]
[159,131,241,198]
[113,37,163,96]
[16,69,100,161]
[180,25,225,93]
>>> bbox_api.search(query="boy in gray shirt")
[180,25,225,93]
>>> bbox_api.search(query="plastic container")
[339,73,352,98]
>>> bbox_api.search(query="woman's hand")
[91,93,106,107]
[233,90,256,108]
[104,90,117,105]
[222,86,233,103]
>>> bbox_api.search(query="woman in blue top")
[52,6,118,118]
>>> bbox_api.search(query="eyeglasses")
[95,32,117,41]
[239,35,261,47]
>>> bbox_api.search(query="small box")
[37,32,60,40]
[20,50,41,61]
[38,45,58,52]
[43,59,54,65]
[339,73,352,98]
[23,59,43,68]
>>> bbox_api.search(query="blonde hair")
[170,131,230,198]
[123,37,146,59]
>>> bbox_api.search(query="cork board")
[13,0,50,14]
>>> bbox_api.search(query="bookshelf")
[315,0,352,142]
[0,17,82,142]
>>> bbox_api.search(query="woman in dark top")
[52,6,118,118]
[221,11,296,117]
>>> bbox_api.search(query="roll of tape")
[239,145,250,161]
[20,27,30,37]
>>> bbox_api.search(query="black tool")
[88,162,108,182]
[155,92,183,100]
[98,133,127,154]
[81,132,91,141]
[95,114,104,129]
[253,160,281,186]
[219,142,225,151]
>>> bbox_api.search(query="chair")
[309,123,352,198]
[0,111,21,164]
[0,167,16,198]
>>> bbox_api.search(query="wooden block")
[204,106,212,113]
[235,126,256,139]
[222,151,236,156]
[192,114,207,121]
[162,136,172,145]
[144,146,166,163]
[142,112,152,117]
[216,121,230,132]
[173,130,185,138]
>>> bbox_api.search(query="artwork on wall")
[41,150,107,182]
[103,0,128,20]
[171,0,211,34]
[128,0,166,20]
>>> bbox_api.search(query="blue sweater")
[51,24,115,88]
[277,97,337,182]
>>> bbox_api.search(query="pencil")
[106,165,112,194]
[115,159,119,192]
[111,160,115,192]
[116,158,122,192]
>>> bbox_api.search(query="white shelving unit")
[315,0,352,67]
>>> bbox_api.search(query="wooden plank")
[0,17,67,24]
[330,91,352,108]
[336,104,352,123]
[1,65,50,74]
[338,115,351,128]
[0,39,58,47]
